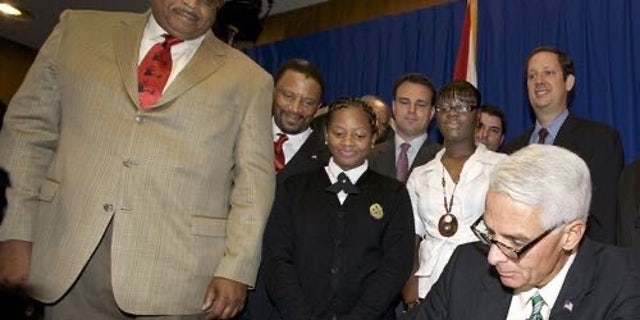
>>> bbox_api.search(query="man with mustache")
[504,46,624,245]
[271,59,330,184]
[0,0,275,318]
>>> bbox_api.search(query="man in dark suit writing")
[407,144,640,319]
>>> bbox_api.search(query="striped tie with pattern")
[527,292,545,320]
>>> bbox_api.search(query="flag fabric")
[453,0,478,86]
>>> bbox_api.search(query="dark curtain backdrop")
[246,0,640,162]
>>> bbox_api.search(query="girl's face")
[325,107,375,171]
[436,97,479,144]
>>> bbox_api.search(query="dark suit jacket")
[368,138,442,180]
[276,128,330,184]
[504,114,624,244]
[241,129,330,320]
[263,169,414,320]
[407,239,640,320]
[617,159,640,249]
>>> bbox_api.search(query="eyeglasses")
[470,216,559,260]
[435,104,476,113]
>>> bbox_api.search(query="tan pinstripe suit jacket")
[0,9,275,315]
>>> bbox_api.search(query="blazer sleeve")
[587,128,624,244]
[343,184,415,319]
[617,160,640,247]
[213,64,275,286]
[405,245,461,320]
[262,182,313,320]
[0,11,66,241]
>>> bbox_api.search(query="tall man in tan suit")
[0,0,275,319]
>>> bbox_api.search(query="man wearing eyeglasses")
[406,144,640,320]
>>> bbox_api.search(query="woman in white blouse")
[401,81,507,311]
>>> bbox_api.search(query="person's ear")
[565,74,576,92]
[561,219,586,251]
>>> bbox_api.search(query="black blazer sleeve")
[617,159,640,248]
[262,182,313,320]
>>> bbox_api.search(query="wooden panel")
[0,37,36,107]
[254,0,455,45]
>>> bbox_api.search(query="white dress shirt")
[272,118,313,164]
[506,253,577,320]
[406,144,507,297]
[325,158,368,205]
[138,14,205,92]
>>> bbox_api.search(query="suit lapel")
[549,240,596,319]
[114,14,227,110]
[474,271,512,317]
[553,114,579,148]
[410,139,441,171]
[160,32,226,105]
[374,141,397,178]
[113,12,148,108]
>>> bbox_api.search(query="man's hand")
[0,240,32,288]
[201,277,247,320]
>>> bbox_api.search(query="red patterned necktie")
[137,34,183,109]
[274,133,289,174]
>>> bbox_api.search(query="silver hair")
[489,144,591,229]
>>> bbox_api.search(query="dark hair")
[326,97,377,135]
[273,58,325,97]
[437,81,481,107]
[392,73,437,106]
[526,46,575,81]
[478,104,507,135]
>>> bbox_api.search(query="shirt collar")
[531,109,569,144]
[144,13,206,48]
[326,157,368,184]
[515,251,577,311]
[395,132,428,151]
[271,117,313,143]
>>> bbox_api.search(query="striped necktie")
[527,292,545,320]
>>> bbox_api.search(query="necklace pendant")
[438,213,458,237]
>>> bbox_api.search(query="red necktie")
[537,128,549,144]
[396,142,410,182]
[274,133,289,174]
[137,34,183,109]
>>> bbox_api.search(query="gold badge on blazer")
[369,203,384,220]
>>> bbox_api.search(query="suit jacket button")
[103,203,114,212]
[134,114,144,123]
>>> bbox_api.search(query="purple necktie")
[396,142,411,182]
[537,128,549,144]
